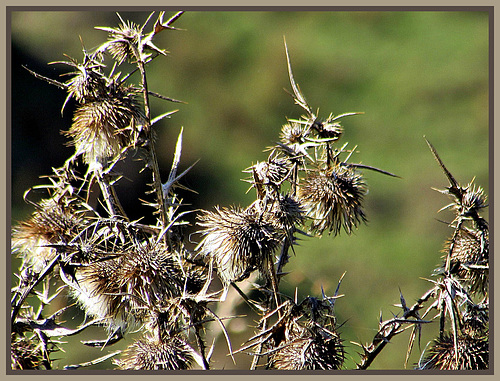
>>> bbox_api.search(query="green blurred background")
[10,9,489,370]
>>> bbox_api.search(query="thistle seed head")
[102,19,142,64]
[272,193,305,233]
[196,203,285,285]
[251,157,292,191]
[311,115,343,140]
[298,164,367,236]
[61,54,108,103]
[12,197,85,273]
[66,84,145,164]
[280,121,307,146]
[72,243,188,332]
[266,300,344,370]
[269,328,344,370]
[460,183,488,218]
[417,334,488,370]
[447,227,489,295]
[114,335,193,370]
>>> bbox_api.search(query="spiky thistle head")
[12,197,86,273]
[417,333,488,370]
[66,78,145,165]
[265,298,344,370]
[460,182,488,220]
[446,227,489,296]
[98,17,143,64]
[71,240,189,333]
[280,121,308,147]
[56,53,108,104]
[298,163,367,236]
[196,202,285,286]
[269,325,345,370]
[272,193,305,233]
[310,114,343,141]
[114,335,194,370]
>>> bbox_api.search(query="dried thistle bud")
[272,193,305,233]
[12,197,85,273]
[269,326,345,370]
[460,182,488,218]
[114,335,193,370]
[71,242,189,332]
[417,334,488,370]
[66,81,145,165]
[298,164,367,236]
[196,202,285,286]
[98,19,143,64]
[446,227,489,295]
[60,54,108,104]
[249,156,292,199]
[266,300,344,370]
[280,121,307,146]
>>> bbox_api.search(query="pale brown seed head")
[114,335,193,370]
[418,334,488,370]
[196,203,285,285]
[298,164,367,236]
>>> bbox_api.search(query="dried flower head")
[114,335,193,370]
[99,18,143,64]
[298,164,367,236]
[446,227,489,295]
[272,193,305,233]
[71,241,189,332]
[418,334,488,370]
[57,54,108,104]
[251,157,292,193]
[269,324,344,370]
[66,81,145,164]
[12,197,85,273]
[460,182,488,218]
[263,297,344,370]
[280,121,307,146]
[196,202,285,285]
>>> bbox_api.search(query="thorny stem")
[96,170,127,219]
[137,58,169,235]
[194,326,210,370]
[356,287,435,370]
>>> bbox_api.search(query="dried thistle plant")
[11,12,487,372]
[354,139,489,371]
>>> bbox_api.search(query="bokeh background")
[10,9,489,370]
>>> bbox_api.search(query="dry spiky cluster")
[298,165,367,235]
[56,54,146,165]
[195,41,391,296]
[11,11,217,371]
[114,336,194,370]
[418,334,489,370]
[414,150,489,370]
[12,11,488,372]
[196,202,286,286]
[238,293,345,370]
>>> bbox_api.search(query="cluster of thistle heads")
[11,11,488,371]
[412,140,489,370]
[12,12,209,370]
